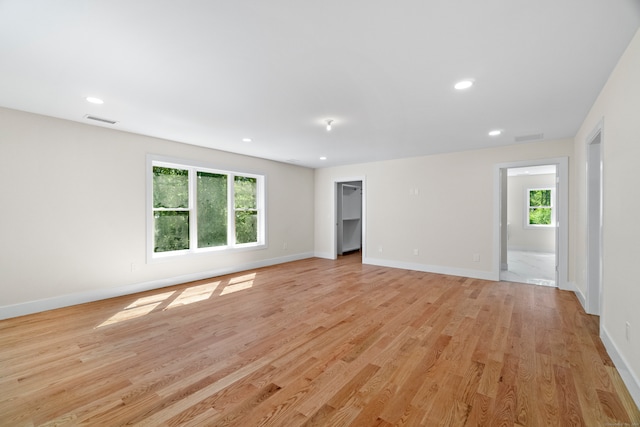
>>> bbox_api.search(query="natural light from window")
[220,273,255,296]
[96,273,257,328]
[166,281,220,309]
[97,291,176,327]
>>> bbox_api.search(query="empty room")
[1,1,639,425]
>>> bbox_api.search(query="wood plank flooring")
[1,253,638,426]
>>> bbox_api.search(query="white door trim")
[586,119,604,315]
[333,176,366,260]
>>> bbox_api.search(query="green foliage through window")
[234,176,258,244]
[528,189,553,226]
[153,166,190,252]
[151,161,263,255]
[154,211,189,252]
[153,167,188,209]
[235,211,258,244]
[197,172,228,248]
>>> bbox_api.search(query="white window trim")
[525,187,555,229]
[146,155,266,262]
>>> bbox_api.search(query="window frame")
[525,187,555,228]
[147,155,266,261]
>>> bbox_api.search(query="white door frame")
[586,120,604,315]
[494,157,569,289]
[333,176,366,260]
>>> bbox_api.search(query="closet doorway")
[336,180,363,257]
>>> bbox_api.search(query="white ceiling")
[1,1,639,169]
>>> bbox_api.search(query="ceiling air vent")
[514,133,543,142]
[84,114,117,125]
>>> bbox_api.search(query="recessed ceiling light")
[454,80,474,90]
[325,119,334,132]
[242,138,252,142]
[320,156,327,160]
[488,130,502,136]
[85,96,104,104]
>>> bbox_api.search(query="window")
[527,188,554,227]
[234,176,258,244]
[149,158,265,258]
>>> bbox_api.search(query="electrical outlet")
[473,254,480,262]
[130,263,137,272]
[626,322,631,342]
[283,242,288,250]
[413,248,419,256]
[378,245,383,253]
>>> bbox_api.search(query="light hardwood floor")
[1,254,638,426]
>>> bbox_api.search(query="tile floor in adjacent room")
[500,249,556,287]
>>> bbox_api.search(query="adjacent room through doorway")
[500,165,558,286]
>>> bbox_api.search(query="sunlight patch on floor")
[166,281,220,309]
[127,291,176,308]
[220,273,256,296]
[97,290,176,327]
[96,273,258,327]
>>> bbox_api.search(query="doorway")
[335,180,363,258]
[496,157,568,289]
[500,165,557,286]
[586,125,603,315]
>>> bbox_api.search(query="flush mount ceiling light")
[242,138,252,143]
[325,119,334,131]
[85,96,104,104]
[320,156,327,160]
[454,80,474,90]
[488,129,502,136]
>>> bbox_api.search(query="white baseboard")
[363,257,496,281]
[569,282,587,310]
[313,251,336,260]
[0,252,314,320]
[600,325,640,408]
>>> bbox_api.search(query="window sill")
[149,243,267,263]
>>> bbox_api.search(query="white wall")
[0,108,315,318]
[314,139,573,280]
[507,173,556,252]
[573,28,640,403]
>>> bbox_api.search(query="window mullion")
[189,168,197,251]
[228,173,236,246]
